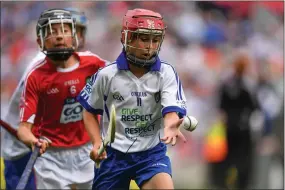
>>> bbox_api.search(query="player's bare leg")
[141,173,174,189]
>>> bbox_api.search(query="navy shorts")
[92,142,172,190]
[4,152,36,190]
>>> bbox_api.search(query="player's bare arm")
[82,109,106,162]
[161,112,186,146]
[17,122,50,155]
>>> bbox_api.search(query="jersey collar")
[116,51,161,71]
[45,52,80,71]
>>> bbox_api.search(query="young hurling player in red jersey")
[17,9,106,189]
[2,8,91,190]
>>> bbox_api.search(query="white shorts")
[34,142,94,189]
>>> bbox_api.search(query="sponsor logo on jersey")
[177,100,187,109]
[121,108,156,138]
[121,108,153,122]
[64,98,76,104]
[60,98,83,124]
[113,92,124,101]
[125,124,155,135]
[64,79,80,86]
[131,91,147,97]
[152,163,167,167]
[47,88,59,94]
[79,81,92,101]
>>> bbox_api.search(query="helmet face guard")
[37,9,78,61]
[121,9,167,68]
[64,7,88,50]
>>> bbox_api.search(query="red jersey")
[20,51,106,147]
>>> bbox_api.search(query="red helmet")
[121,8,167,67]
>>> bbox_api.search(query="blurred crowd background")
[1,1,284,189]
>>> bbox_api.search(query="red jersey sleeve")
[97,58,107,68]
[20,73,39,124]
[77,51,108,71]
[91,55,107,71]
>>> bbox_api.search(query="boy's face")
[127,32,163,60]
[39,23,74,50]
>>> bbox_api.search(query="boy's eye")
[47,29,70,35]
[47,30,54,35]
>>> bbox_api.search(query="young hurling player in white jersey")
[77,8,188,190]
[1,8,88,190]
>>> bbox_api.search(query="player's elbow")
[83,109,98,124]
[17,122,33,143]
[164,112,179,120]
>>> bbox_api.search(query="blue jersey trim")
[116,51,161,71]
[77,95,103,115]
[76,63,117,116]
[162,106,186,118]
[178,80,182,100]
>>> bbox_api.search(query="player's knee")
[140,173,173,189]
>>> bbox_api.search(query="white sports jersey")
[1,52,46,160]
[78,52,187,153]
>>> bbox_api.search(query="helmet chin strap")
[126,53,157,68]
[45,47,74,61]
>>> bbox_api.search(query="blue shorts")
[92,142,172,190]
[4,152,36,190]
